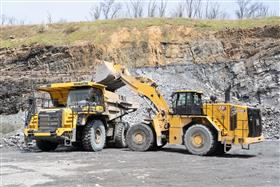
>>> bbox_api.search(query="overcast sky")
[1,0,279,24]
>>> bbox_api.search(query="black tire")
[36,139,58,152]
[152,139,167,150]
[72,142,84,151]
[184,124,217,156]
[215,143,232,155]
[82,120,106,152]
[126,123,154,152]
[114,122,129,148]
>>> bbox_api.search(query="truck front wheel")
[36,140,58,152]
[82,120,106,152]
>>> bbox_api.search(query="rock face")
[0,25,279,139]
[0,44,98,114]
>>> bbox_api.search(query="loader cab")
[171,91,203,115]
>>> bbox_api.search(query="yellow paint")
[25,81,105,140]
[242,135,265,144]
[192,134,203,146]
[109,62,263,148]
[38,81,106,106]
[34,132,51,136]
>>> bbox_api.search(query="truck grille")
[38,110,62,132]
[247,108,262,137]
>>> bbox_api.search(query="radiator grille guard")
[247,108,262,137]
[38,110,62,132]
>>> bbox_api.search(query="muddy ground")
[1,141,279,187]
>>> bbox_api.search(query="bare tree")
[247,2,261,18]
[1,14,7,25]
[269,9,278,17]
[172,1,186,17]
[148,0,157,17]
[257,4,269,17]
[206,3,219,19]
[110,3,122,19]
[220,12,229,20]
[250,3,269,18]
[235,0,270,19]
[89,5,102,20]
[205,2,226,19]
[8,16,17,25]
[46,11,52,24]
[185,0,202,18]
[235,0,251,19]
[128,0,144,18]
[158,0,168,17]
[19,19,25,25]
[193,0,203,18]
[101,0,115,19]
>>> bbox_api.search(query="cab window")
[177,93,186,107]
[193,93,202,105]
[67,88,103,106]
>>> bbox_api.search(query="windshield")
[67,88,102,106]
[193,93,202,105]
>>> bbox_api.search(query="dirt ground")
[1,140,279,187]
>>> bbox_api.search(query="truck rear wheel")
[82,120,106,152]
[184,124,217,156]
[126,123,154,152]
[114,122,129,148]
[36,140,58,152]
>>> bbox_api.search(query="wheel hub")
[192,134,203,147]
[95,128,101,144]
[134,132,144,144]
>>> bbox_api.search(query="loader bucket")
[94,61,126,91]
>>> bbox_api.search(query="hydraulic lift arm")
[94,61,170,145]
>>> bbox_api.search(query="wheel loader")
[24,82,138,151]
[94,61,264,155]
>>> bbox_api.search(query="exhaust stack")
[225,85,231,103]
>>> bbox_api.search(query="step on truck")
[24,82,138,151]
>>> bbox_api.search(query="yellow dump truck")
[94,61,264,155]
[24,82,137,151]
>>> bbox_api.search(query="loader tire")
[184,124,217,156]
[36,140,58,152]
[82,120,106,152]
[126,123,154,152]
[114,122,129,148]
